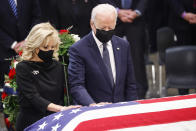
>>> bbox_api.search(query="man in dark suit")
[146,0,169,53]
[168,0,196,95]
[68,4,138,106]
[99,0,148,99]
[57,0,98,37]
[0,0,41,112]
[39,0,60,29]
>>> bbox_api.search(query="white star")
[94,104,105,107]
[53,113,63,121]
[37,121,47,130]
[51,123,61,131]
[69,108,82,114]
[118,102,128,104]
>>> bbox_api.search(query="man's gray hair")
[91,4,117,23]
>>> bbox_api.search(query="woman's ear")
[35,48,39,55]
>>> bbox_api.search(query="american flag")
[25,94,196,131]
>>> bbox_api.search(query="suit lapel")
[17,0,21,18]
[111,37,121,88]
[87,33,113,88]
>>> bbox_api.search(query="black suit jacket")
[57,0,98,37]
[168,0,196,31]
[39,0,60,29]
[0,0,41,60]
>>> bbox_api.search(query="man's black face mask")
[95,29,115,43]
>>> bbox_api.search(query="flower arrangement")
[58,28,80,106]
[58,28,80,64]
[2,59,19,128]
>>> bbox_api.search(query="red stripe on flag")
[74,107,196,131]
[136,94,196,104]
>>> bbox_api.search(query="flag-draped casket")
[25,94,196,131]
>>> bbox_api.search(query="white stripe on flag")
[62,98,196,131]
[110,120,196,131]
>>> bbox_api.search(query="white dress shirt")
[92,31,116,83]
[14,0,17,5]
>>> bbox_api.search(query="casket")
[25,94,196,131]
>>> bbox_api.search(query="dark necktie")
[121,0,132,9]
[102,43,114,86]
[8,0,17,17]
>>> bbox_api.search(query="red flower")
[4,118,11,128]
[1,92,8,100]
[8,68,16,79]
[59,29,69,34]
[18,51,23,56]
[64,88,67,94]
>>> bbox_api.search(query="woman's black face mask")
[38,49,54,63]
[95,29,115,43]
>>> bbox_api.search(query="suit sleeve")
[125,41,138,101]
[0,28,15,50]
[168,0,185,17]
[16,63,51,113]
[135,0,148,15]
[68,46,95,106]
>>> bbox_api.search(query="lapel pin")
[117,47,120,50]
[32,70,39,75]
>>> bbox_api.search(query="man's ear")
[90,20,94,29]
[90,20,96,34]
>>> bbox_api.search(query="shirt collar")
[14,0,17,5]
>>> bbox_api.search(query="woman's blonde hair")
[22,22,61,61]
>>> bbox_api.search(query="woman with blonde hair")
[15,22,80,131]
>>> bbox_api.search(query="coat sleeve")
[68,46,95,106]
[16,63,51,113]
[0,28,15,50]
[125,41,138,101]
[135,0,148,15]
[168,0,185,17]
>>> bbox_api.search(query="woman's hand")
[60,105,82,111]
[47,103,81,112]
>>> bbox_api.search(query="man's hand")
[118,9,133,23]
[118,9,139,23]
[14,40,25,53]
[183,12,196,24]
[190,13,196,24]
[128,10,139,21]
